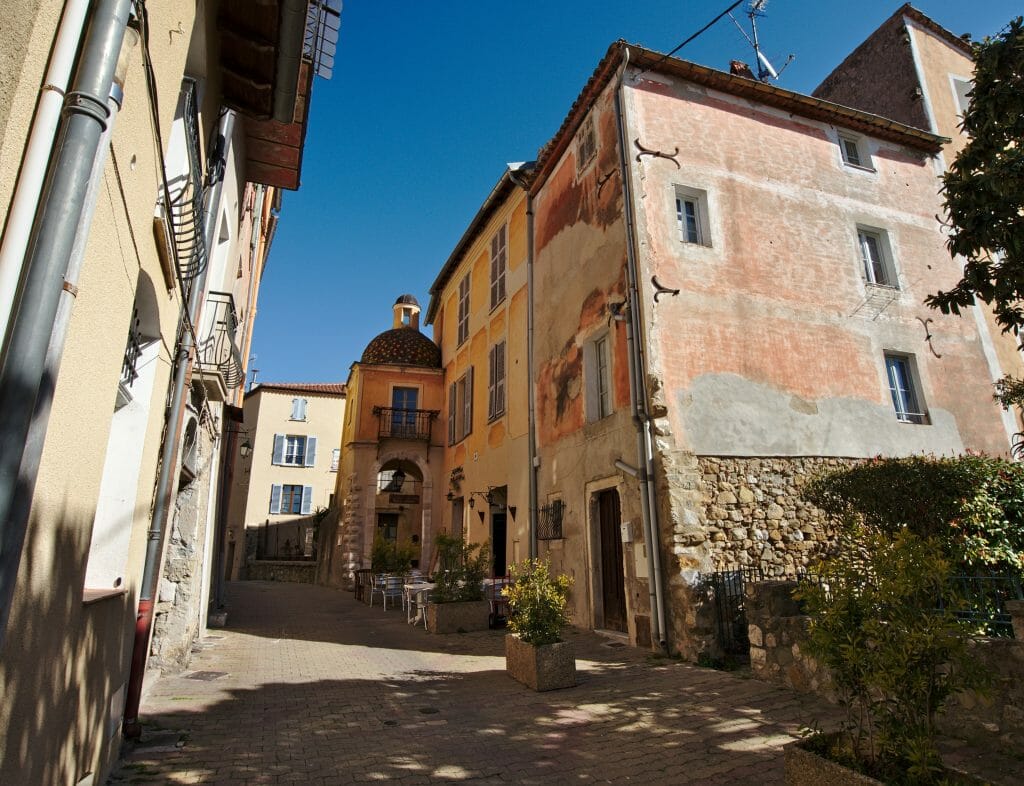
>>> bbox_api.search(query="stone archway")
[365,449,434,571]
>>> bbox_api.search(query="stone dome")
[394,294,420,307]
[360,326,441,368]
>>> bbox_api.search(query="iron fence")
[706,567,765,659]
[374,407,436,441]
[538,500,564,540]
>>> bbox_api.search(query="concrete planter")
[425,600,490,634]
[505,635,576,691]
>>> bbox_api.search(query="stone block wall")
[247,560,316,583]
[696,456,857,575]
[746,581,1024,749]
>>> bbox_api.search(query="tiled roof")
[360,327,441,368]
[252,382,347,396]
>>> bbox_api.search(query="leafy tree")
[926,17,1024,333]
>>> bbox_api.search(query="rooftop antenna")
[728,0,794,82]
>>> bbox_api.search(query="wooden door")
[491,512,507,577]
[597,489,626,632]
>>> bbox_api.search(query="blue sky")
[249,1,1020,385]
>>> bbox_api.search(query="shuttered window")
[272,434,316,466]
[488,341,506,420]
[489,225,507,309]
[270,484,313,515]
[290,397,307,421]
[449,368,474,443]
[457,274,470,346]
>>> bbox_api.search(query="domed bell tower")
[393,294,421,330]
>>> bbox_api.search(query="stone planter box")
[784,739,882,786]
[505,635,576,692]
[425,600,490,634]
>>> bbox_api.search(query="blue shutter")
[272,434,285,465]
[305,436,317,467]
[300,486,313,515]
[269,484,282,514]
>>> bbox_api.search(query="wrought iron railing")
[373,407,437,441]
[538,500,564,540]
[121,306,143,388]
[304,0,342,79]
[196,291,244,389]
[163,78,207,283]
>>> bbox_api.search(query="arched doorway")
[373,457,427,569]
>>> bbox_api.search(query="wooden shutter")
[465,366,473,437]
[496,341,506,416]
[487,345,496,420]
[300,486,313,515]
[448,382,456,444]
[305,436,317,467]
[269,484,283,514]
[272,434,285,465]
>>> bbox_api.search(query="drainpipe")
[507,166,538,560]
[0,0,132,648]
[0,0,91,353]
[123,108,236,738]
[613,48,668,652]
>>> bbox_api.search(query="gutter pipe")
[0,0,132,648]
[613,48,668,652]
[123,108,236,738]
[0,0,91,354]
[507,166,538,560]
[272,0,309,123]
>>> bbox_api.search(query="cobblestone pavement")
[110,581,1018,785]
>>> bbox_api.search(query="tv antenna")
[729,0,794,82]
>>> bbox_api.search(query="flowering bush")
[504,559,572,646]
[432,533,489,603]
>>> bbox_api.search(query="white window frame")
[674,185,711,247]
[272,433,318,467]
[576,114,597,174]
[330,447,340,472]
[857,226,898,289]
[457,273,470,346]
[489,224,507,310]
[838,132,873,171]
[884,352,927,425]
[584,332,613,422]
[488,340,506,421]
[271,483,313,515]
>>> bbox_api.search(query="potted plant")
[787,528,988,785]
[424,534,491,633]
[504,558,575,691]
[364,535,416,604]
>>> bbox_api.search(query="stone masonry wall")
[747,581,1024,751]
[697,456,858,576]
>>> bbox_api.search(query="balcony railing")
[196,291,244,393]
[373,407,438,441]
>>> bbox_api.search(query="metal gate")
[708,567,764,659]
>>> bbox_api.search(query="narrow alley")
[108,582,1012,786]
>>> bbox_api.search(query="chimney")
[730,60,755,79]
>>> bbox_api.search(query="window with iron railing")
[538,500,564,540]
[197,291,244,389]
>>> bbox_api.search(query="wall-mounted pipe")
[507,164,538,559]
[613,48,668,652]
[0,0,133,648]
[0,0,91,354]
[123,108,237,738]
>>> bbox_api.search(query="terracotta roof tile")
[252,382,347,396]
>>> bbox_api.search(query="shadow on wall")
[0,507,138,784]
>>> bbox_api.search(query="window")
[858,228,897,288]
[576,115,597,174]
[377,513,399,542]
[457,274,470,345]
[584,333,613,422]
[448,368,474,444]
[270,483,312,514]
[952,77,972,118]
[330,448,340,472]
[838,133,871,169]
[488,341,506,421]
[885,353,926,424]
[674,186,710,247]
[490,224,507,309]
[290,397,307,421]
[390,386,419,437]
[272,433,318,467]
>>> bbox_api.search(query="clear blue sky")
[249,1,1020,385]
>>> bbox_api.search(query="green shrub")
[504,559,572,646]
[797,529,988,783]
[432,533,490,603]
[802,455,1024,573]
[370,534,415,574]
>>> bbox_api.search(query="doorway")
[491,512,507,577]
[596,488,626,632]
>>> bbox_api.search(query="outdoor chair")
[370,574,405,610]
[486,576,511,628]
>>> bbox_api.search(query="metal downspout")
[614,49,668,651]
[123,109,237,738]
[0,0,91,352]
[508,167,538,559]
[0,0,132,648]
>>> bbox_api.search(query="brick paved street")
[110,581,1017,785]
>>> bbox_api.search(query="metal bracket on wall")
[917,317,942,358]
[596,169,617,196]
[634,138,680,168]
[652,276,680,303]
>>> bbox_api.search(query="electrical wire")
[635,0,747,78]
